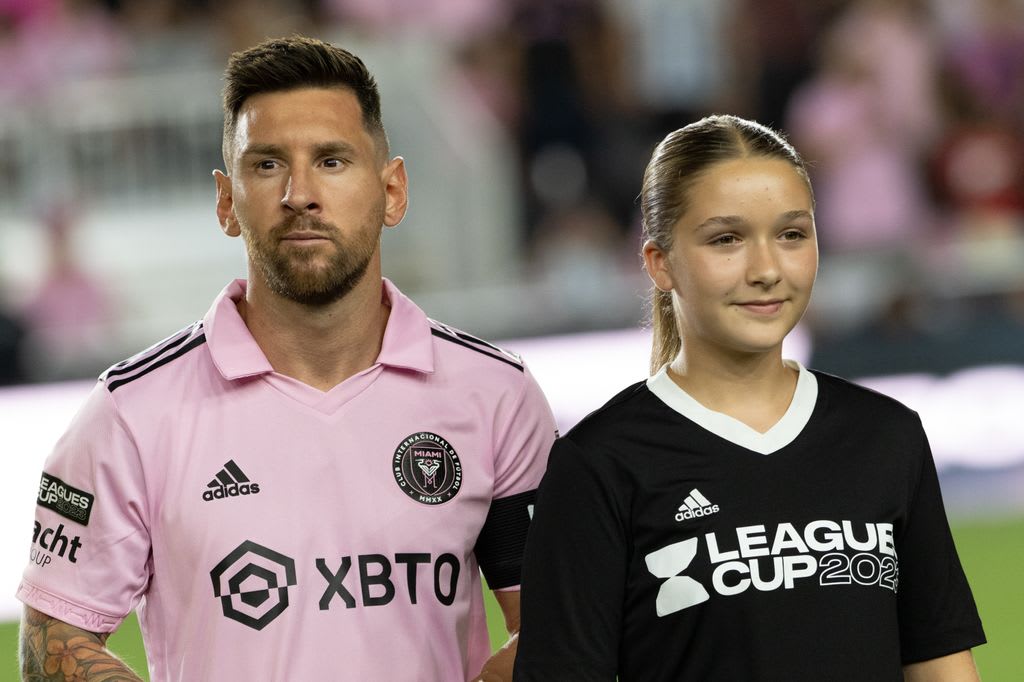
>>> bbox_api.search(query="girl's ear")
[643,240,675,293]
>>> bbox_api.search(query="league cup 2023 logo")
[393,432,462,506]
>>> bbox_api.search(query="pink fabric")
[19,278,555,681]
[785,1,939,251]
[788,80,931,249]
[0,4,126,97]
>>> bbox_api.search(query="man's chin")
[276,283,351,307]
[270,268,369,306]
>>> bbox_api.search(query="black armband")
[474,489,537,589]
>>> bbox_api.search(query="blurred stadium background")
[1,0,1022,679]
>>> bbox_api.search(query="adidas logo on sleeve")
[675,489,719,522]
[202,460,261,501]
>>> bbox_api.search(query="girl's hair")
[641,114,811,374]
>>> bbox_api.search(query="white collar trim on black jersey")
[646,360,818,455]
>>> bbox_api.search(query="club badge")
[393,432,462,505]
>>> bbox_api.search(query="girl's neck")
[667,346,799,434]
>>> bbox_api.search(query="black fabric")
[0,308,26,385]
[475,489,537,589]
[515,373,985,681]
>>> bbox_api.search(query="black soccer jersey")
[515,364,985,681]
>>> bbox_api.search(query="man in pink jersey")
[18,36,556,681]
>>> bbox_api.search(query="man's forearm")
[473,632,519,682]
[903,650,981,682]
[20,606,143,682]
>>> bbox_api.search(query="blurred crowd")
[1,0,1023,383]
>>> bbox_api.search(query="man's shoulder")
[99,319,209,394]
[427,319,526,375]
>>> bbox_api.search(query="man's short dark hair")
[221,35,388,167]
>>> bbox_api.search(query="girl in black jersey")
[514,115,985,681]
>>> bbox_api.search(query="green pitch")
[2,516,1020,681]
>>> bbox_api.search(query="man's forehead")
[233,91,368,146]
[236,87,362,124]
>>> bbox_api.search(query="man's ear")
[213,170,240,237]
[642,239,675,292]
[381,156,409,228]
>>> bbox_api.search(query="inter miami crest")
[393,432,462,505]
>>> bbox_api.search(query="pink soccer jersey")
[18,279,556,681]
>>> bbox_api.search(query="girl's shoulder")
[564,379,661,441]
[809,369,923,430]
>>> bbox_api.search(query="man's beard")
[242,211,382,306]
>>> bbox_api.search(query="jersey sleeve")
[514,437,627,681]
[17,382,152,633]
[474,365,557,590]
[896,423,986,663]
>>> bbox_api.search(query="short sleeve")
[897,425,986,663]
[474,365,557,589]
[17,382,152,633]
[514,438,627,681]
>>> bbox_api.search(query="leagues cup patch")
[393,432,462,505]
[37,472,94,526]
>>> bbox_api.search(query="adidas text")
[203,482,260,501]
[676,504,720,522]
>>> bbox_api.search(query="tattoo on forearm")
[20,608,143,682]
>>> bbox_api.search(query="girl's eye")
[780,229,806,241]
[710,234,738,246]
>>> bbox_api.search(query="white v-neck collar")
[646,360,818,455]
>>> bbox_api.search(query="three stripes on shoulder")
[102,321,207,392]
[428,320,524,372]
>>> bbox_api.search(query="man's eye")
[257,160,278,170]
[322,158,345,168]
